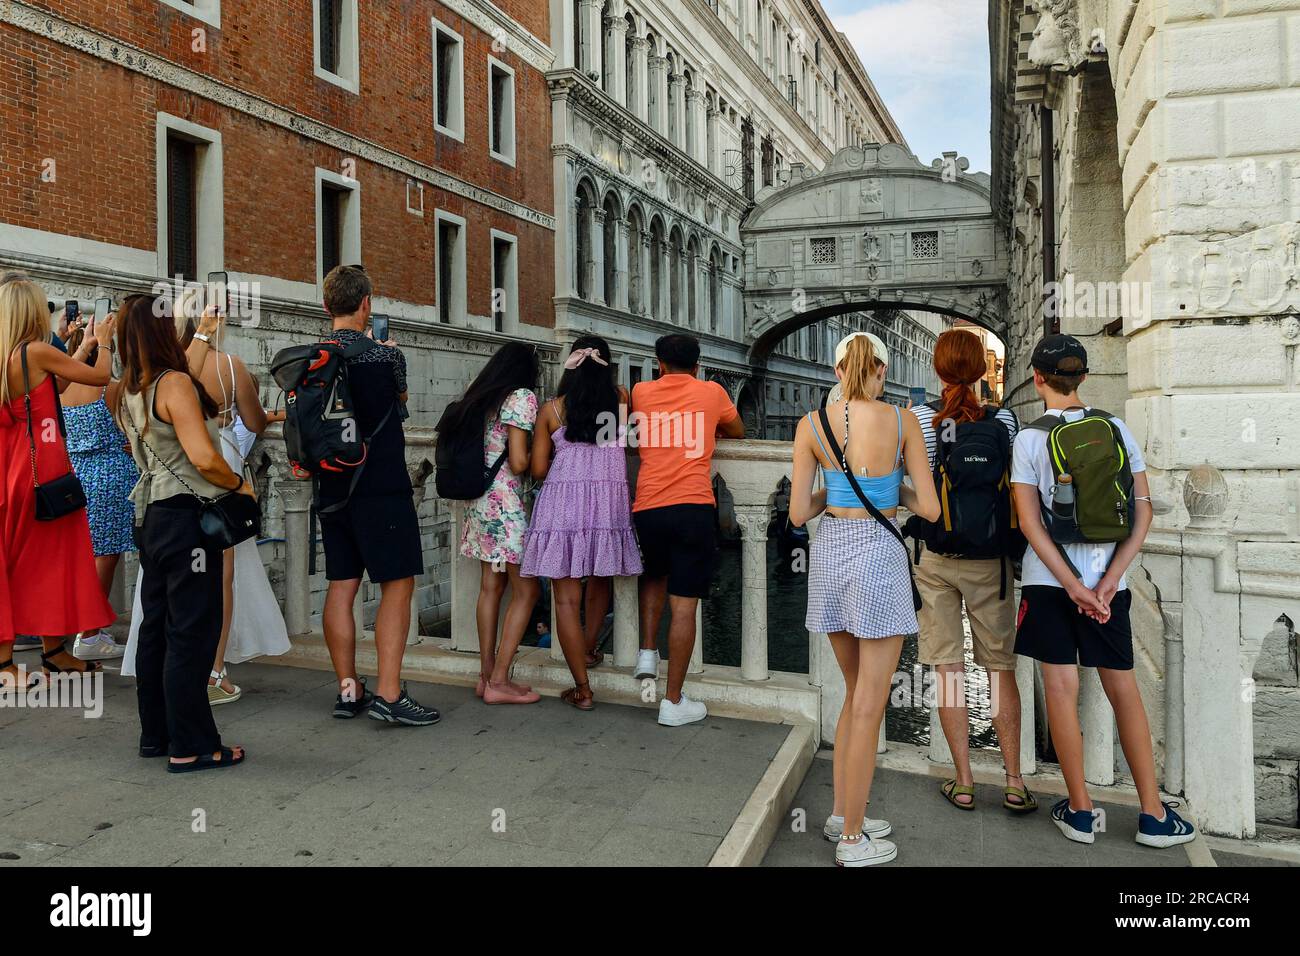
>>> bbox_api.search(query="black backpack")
[904,403,1024,595]
[269,336,393,507]
[434,399,508,501]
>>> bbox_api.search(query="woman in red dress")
[1,273,116,682]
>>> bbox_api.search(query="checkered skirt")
[806,515,918,639]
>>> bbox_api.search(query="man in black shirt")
[317,265,438,726]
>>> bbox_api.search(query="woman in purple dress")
[522,336,642,710]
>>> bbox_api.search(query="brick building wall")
[0,0,559,629]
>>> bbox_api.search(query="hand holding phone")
[371,314,390,344]
[207,271,230,316]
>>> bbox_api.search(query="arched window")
[646,33,660,133]
[600,1,614,92]
[625,15,637,113]
[683,70,696,158]
[669,227,684,324]
[708,246,722,333]
[649,218,664,319]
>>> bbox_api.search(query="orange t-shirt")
[631,374,738,513]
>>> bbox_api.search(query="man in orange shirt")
[630,334,744,726]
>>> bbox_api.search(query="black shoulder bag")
[124,391,261,550]
[817,406,921,613]
[21,342,87,521]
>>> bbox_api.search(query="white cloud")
[832,0,991,173]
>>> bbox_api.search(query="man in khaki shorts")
[906,329,1034,814]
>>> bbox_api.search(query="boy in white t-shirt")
[1011,334,1195,850]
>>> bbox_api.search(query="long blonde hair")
[0,273,53,405]
[837,333,884,402]
[174,285,204,348]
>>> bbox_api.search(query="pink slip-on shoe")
[483,680,540,705]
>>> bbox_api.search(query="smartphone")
[372,314,390,343]
[207,271,229,315]
[95,297,111,323]
[64,300,80,323]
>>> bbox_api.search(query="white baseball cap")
[833,331,889,369]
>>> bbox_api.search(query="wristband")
[194,332,211,344]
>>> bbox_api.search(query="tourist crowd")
[0,264,1195,865]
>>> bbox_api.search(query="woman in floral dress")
[437,342,541,705]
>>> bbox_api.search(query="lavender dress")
[520,421,642,580]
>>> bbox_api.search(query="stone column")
[1080,668,1115,785]
[676,246,689,325]
[638,233,652,316]
[630,36,650,121]
[591,207,607,307]
[685,87,702,164]
[278,479,314,637]
[613,217,629,311]
[1016,654,1037,775]
[613,576,638,667]
[668,72,685,149]
[449,500,479,653]
[706,103,721,174]
[647,55,666,134]
[735,506,770,681]
[607,14,628,106]
[578,0,602,79]
[658,239,672,322]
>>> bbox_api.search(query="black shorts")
[319,493,423,584]
[633,504,717,599]
[1014,585,1133,670]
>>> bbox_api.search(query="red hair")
[931,329,987,427]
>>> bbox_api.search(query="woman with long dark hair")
[112,294,251,772]
[439,341,542,704]
[521,336,642,709]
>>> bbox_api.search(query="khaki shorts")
[916,550,1016,670]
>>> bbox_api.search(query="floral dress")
[459,388,537,565]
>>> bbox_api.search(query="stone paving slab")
[0,660,789,867]
[763,754,1202,867]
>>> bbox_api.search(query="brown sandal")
[941,778,976,810]
[561,681,595,711]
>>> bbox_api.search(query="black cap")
[1031,334,1088,375]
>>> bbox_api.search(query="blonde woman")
[0,273,117,680]
[123,287,288,702]
[790,332,940,866]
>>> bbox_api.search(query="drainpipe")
[1040,106,1057,337]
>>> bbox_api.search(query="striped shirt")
[912,402,1019,470]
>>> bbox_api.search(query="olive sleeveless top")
[121,370,228,522]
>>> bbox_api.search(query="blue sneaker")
[1136,801,1196,848]
[1050,798,1098,844]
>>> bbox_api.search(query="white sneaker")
[835,834,898,867]
[73,631,125,661]
[634,649,660,680]
[823,813,891,841]
[657,693,707,727]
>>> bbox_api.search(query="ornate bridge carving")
[740,143,1008,364]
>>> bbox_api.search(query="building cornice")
[441,0,554,73]
[0,0,555,230]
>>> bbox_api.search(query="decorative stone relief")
[1027,0,1087,72]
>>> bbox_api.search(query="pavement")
[0,661,789,867]
[763,754,1277,867]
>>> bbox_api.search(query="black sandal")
[139,744,168,759]
[1,657,36,690]
[167,746,246,774]
[41,642,101,675]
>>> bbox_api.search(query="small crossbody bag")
[817,406,921,613]
[125,411,260,550]
[21,342,87,521]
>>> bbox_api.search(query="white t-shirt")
[912,402,1019,470]
[1010,408,1146,590]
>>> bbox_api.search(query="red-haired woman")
[908,329,1032,814]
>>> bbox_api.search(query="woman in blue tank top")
[790,331,940,867]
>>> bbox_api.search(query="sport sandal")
[1003,773,1039,814]
[941,779,976,810]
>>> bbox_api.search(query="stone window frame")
[434,208,468,325]
[809,236,837,265]
[487,55,517,167]
[155,112,224,282]
[314,166,362,288]
[313,0,361,95]
[157,0,221,29]
[432,15,466,143]
[490,228,519,333]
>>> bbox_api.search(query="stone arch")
[602,191,621,307]
[685,234,701,328]
[648,213,666,321]
[668,224,685,325]
[626,200,647,315]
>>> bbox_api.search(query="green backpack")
[1025,407,1135,557]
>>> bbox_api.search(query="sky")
[821,0,991,174]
